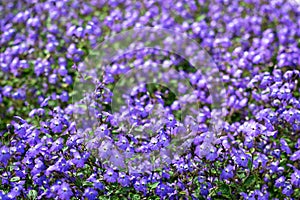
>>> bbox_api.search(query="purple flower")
[290,150,300,161]
[282,184,293,197]
[253,153,268,168]
[109,149,125,168]
[48,74,58,84]
[15,124,26,137]
[134,179,147,194]
[240,121,264,137]
[0,146,10,166]
[244,136,254,149]
[2,85,12,97]
[57,182,73,200]
[1,0,300,198]
[166,114,176,127]
[275,176,286,188]
[291,169,300,187]
[54,157,71,173]
[50,137,64,152]
[220,165,234,180]
[60,91,69,102]
[158,132,169,147]
[0,190,10,200]
[94,180,105,191]
[87,175,104,191]
[118,172,130,187]
[95,124,109,137]
[280,138,291,154]
[155,183,174,197]
[104,169,118,183]
[84,188,98,200]
[50,118,63,133]
[200,184,210,196]
[296,139,300,149]
[31,158,46,176]
[66,135,79,147]
[205,146,218,161]
[255,190,269,200]
[98,140,112,159]
[40,97,51,107]
[7,185,22,199]
[235,152,251,168]
[269,161,283,174]
[70,151,85,168]
[116,135,129,150]
[149,137,160,151]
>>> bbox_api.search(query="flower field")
[0,0,300,199]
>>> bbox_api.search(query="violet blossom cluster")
[0,0,300,199]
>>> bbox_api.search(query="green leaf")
[83,181,93,187]
[196,14,206,21]
[294,188,300,198]
[237,172,246,179]
[179,191,187,195]
[27,189,37,200]
[217,184,231,196]
[133,194,141,200]
[247,159,252,170]
[243,175,256,188]
[10,176,20,182]
[209,184,232,199]
[149,182,160,189]
[129,193,141,200]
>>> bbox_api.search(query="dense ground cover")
[0,0,300,199]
